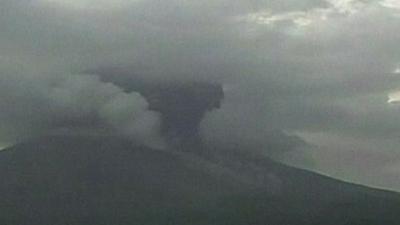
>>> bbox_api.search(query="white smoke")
[98,90,165,148]
[0,71,163,147]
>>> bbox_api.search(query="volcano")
[0,135,399,225]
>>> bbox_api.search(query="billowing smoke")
[138,82,224,149]
[98,74,225,150]
[0,72,163,148]
[96,70,305,156]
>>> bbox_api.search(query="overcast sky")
[1,0,400,190]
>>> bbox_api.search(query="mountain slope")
[0,136,399,225]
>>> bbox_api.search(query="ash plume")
[97,71,224,149]
[142,82,224,149]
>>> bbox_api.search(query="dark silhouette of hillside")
[0,135,399,225]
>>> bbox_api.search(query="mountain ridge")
[1,135,399,225]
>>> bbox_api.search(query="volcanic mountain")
[0,135,399,225]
